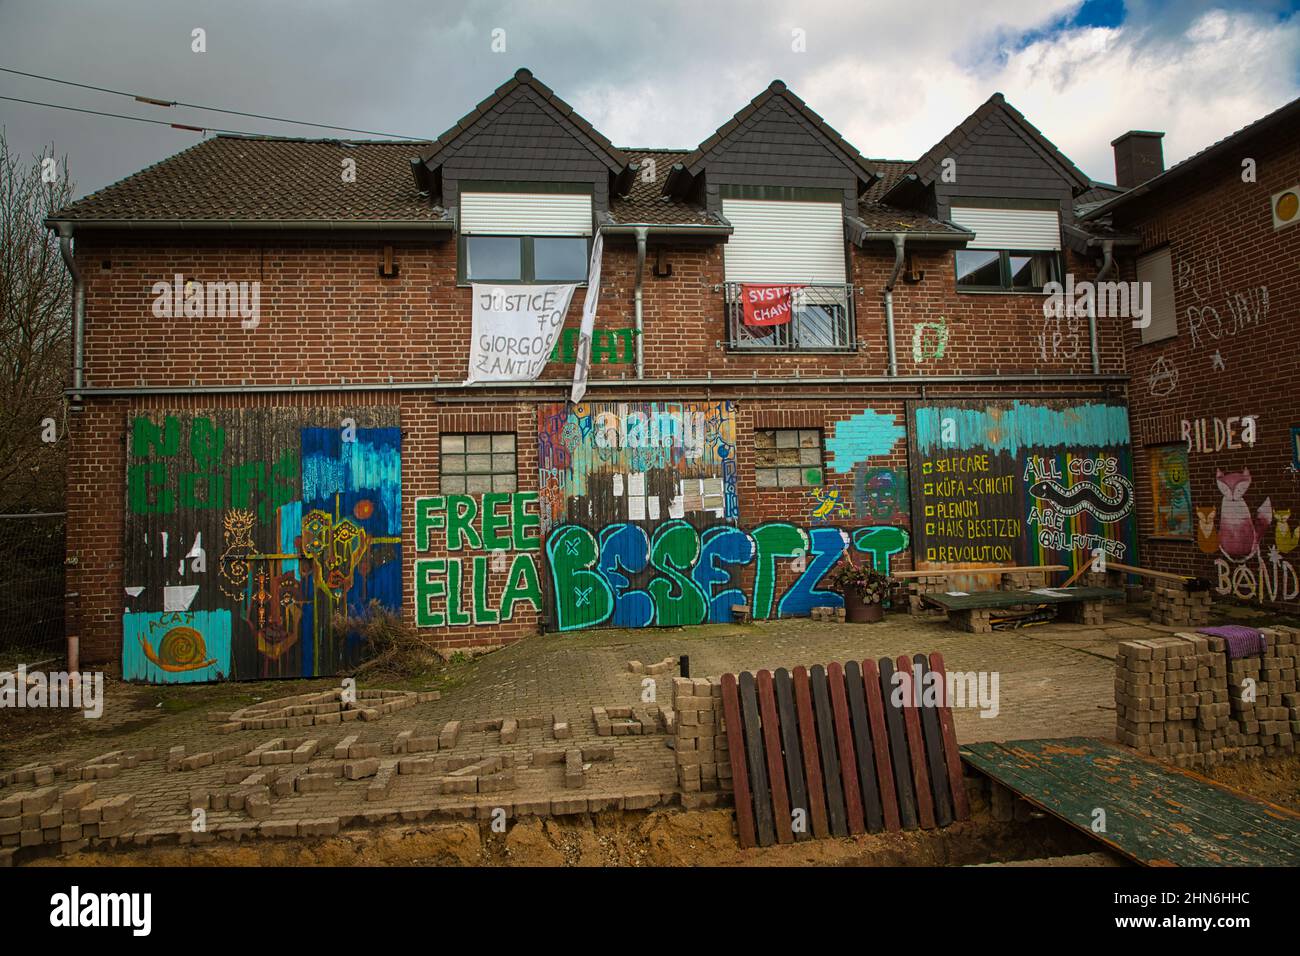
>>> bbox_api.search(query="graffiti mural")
[546,519,910,631]
[909,400,1136,570]
[1207,469,1298,604]
[537,400,738,532]
[412,493,543,627]
[123,409,401,683]
[853,466,909,522]
[1149,444,1193,537]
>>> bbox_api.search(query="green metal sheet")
[962,737,1300,867]
[922,586,1123,611]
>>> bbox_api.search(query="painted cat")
[1196,506,1218,554]
[1275,509,1300,554]
[1215,468,1272,561]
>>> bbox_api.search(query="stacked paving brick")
[810,606,847,623]
[1115,628,1298,768]
[907,575,949,615]
[1149,582,1212,628]
[673,677,731,809]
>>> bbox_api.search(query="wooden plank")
[756,670,794,844]
[791,667,829,839]
[928,652,970,821]
[891,564,1068,579]
[922,586,1123,611]
[876,657,917,829]
[773,668,810,841]
[844,660,883,832]
[897,655,937,829]
[719,673,756,849]
[861,659,900,831]
[913,653,954,827]
[809,665,848,837]
[737,671,776,847]
[962,738,1300,867]
[1105,560,1194,584]
[826,662,865,835]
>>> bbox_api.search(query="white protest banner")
[569,229,604,403]
[465,283,577,385]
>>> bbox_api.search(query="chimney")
[1112,130,1165,189]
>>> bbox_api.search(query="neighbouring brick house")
[52,67,1271,682]
[1080,97,1300,611]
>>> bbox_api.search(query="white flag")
[465,283,576,385]
[569,230,604,403]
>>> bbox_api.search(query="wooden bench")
[1078,560,1211,627]
[921,586,1126,633]
[893,565,1069,616]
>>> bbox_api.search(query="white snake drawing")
[1029,472,1134,522]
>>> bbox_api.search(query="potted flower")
[828,560,891,623]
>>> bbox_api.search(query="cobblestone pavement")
[0,608,1172,860]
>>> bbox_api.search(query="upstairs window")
[1136,246,1176,344]
[950,206,1061,292]
[721,196,853,351]
[459,191,592,284]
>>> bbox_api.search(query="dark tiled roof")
[853,202,970,238]
[419,68,629,175]
[1082,94,1300,220]
[862,160,914,202]
[608,150,720,225]
[676,81,880,186]
[51,136,443,223]
[881,93,1092,203]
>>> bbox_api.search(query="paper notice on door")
[628,473,646,497]
[647,497,660,519]
[628,497,645,520]
[613,473,624,496]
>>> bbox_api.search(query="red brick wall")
[1119,125,1300,608]
[65,229,1128,665]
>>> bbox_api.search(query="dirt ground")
[1203,753,1300,813]
[29,807,1104,868]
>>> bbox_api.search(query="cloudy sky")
[2,0,1297,199]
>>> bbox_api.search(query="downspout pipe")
[1090,239,1115,375]
[634,226,647,380]
[56,223,84,403]
[884,233,906,377]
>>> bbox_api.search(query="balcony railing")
[723,282,856,352]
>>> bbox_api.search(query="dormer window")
[950,205,1061,292]
[459,188,593,284]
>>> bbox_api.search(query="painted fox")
[1215,468,1272,561]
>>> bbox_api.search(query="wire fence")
[0,513,66,666]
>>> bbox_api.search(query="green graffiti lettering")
[179,471,224,509]
[445,558,471,625]
[499,553,542,621]
[127,462,173,514]
[481,493,512,551]
[471,555,499,624]
[751,523,810,620]
[131,415,179,459]
[415,558,447,627]
[647,520,706,627]
[852,526,910,575]
[446,495,481,551]
[512,492,540,551]
[593,329,617,364]
[189,416,225,471]
[546,525,613,631]
[416,496,446,552]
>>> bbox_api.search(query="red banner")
[741,284,801,327]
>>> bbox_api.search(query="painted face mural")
[122,410,402,683]
[854,466,909,522]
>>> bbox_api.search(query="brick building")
[1081,97,1300,610]
[49,68,1208,681]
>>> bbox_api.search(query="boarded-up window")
[441,433,516,494]
[1148,443,1192,537]
[1137,247,1176,343]
[755,429,823,488]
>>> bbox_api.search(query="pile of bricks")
[1001,570,1050,589]
[627,656,677,675]
[810,606,847,623]
[672,677,730,809]
[1115,628,1298,768]
[0,782,136,855]
[1149,582,1213,628]
[907,575,950,615]
[219,688,439,732]
[592,705,666,736]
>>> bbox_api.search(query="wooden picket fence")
[720,654,970,848]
